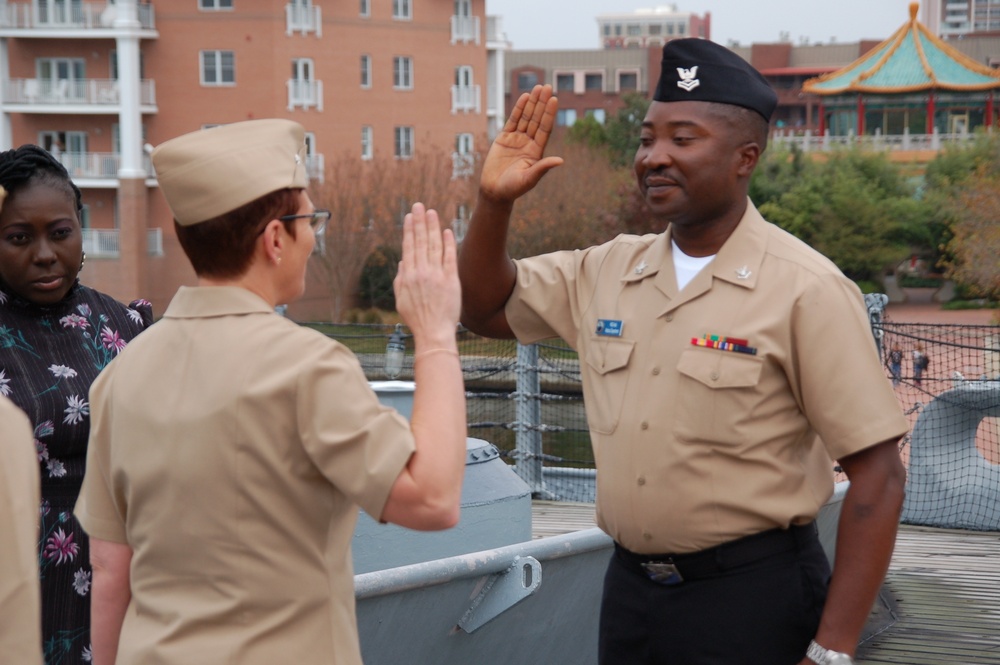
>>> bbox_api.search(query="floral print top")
[0,281,152,665]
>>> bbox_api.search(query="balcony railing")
[451,14,479,44]
[55,152,153,179]
[287,79,323,111]
[452,152,475,179]
[0,2,155,30]
[304,153,325,182]
[451,84,481,114]
[770,128,988,153]
[81,228,164,259]
[3,78,156,107]
[285,2,321,36]
[486,15,506,44]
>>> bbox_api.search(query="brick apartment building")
[0,0,501,317]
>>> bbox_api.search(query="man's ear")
[736,141,761,177]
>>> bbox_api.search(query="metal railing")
[451,84,481,114]
[287,79,323,111]
[80,228,165,258]
[0,2,155,30]
[770,127,989,153]
[56,152,153,179]
[3,78,156,106]
[450,14,479,44]
[285,2,321,36]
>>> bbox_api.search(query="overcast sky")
[485,0,919,49]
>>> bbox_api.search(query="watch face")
[829,655,854,665]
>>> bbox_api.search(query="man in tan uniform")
[458,39,907,665]
[75,120,466,665]
[0,395,43,665]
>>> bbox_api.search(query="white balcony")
[81,228,163,259]
[287,79,323,111]
[3,78,156,112]
[285,2,321,36]
[450,14,479,44]
[304,153,325,182]
[0,2,156,33]
[451,84,481,114]
[452,152,475,179]
[55,152,153,181]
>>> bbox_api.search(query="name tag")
[596,319,623,337]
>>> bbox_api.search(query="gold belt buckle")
[641,561,684,585]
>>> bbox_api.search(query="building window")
[393,56,413,89]
[36,58,85,101]
[199,0,233,9]
[201,50,235,86]
[393,0,411,19]
[289,58,318,109]
[614,24,622,36]
[555,73,574,92]
[585,73,603,92]
[603,24,611,36]
[556,109,577,126]
[649,24,662,35]
[361,126,373,160]
[394,126,414,159]
[517,72,538,91]
[678,23,686,35]
[586,109,607,124]
[666,23,674,35]
[453,132,474,178]
[626,24,640,36]
[618,71,638,92]
[361,55,372,88]
[360,0,370,17]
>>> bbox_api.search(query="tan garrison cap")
[151,119,308,226]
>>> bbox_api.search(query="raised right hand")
[480,84,565,204]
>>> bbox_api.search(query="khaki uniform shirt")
[75,287,415,665]
[0,395,43,665]
[507,202,908,554]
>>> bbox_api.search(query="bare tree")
[308,145,479,321]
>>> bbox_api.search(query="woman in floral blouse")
[0,145,152,664]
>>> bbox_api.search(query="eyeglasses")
[279,209,330,236]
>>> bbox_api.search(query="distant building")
[596,5,710,50]
[936,0,1000,38]
[0,0,498,318]
[506,49,659,128]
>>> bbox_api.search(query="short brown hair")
[175,188,301,278]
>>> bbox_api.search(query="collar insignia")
[676,66,700,92]
[735,265,752,280]
[635,261,648,275]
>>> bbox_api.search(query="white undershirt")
[672,240,715,291]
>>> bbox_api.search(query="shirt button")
[665,315,674,322]
[640,421,649,430]
[637,477,646,486]
[652,367,660,375]
[643,532,653,540]
[710,371,720,381]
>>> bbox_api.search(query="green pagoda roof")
[803,2,1000,96]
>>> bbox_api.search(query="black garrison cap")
[653,38,778,122]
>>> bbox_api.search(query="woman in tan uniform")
[0,394,43,665]
[75,119,467,665]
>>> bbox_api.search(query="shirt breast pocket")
[581,338,635,435]
[675,348,765,445]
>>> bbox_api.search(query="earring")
[79,250,87,272]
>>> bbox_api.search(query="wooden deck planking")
[531,503,1000,664]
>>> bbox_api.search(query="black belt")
[614,522,818,586]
